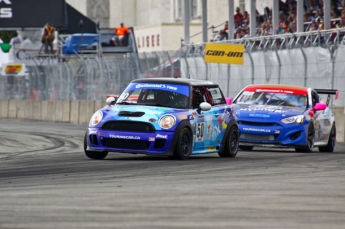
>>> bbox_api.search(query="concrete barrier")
[0,99,344,142]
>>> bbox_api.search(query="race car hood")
[233,104,306,120]
[91,105,188,130]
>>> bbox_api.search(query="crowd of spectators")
[215,0,345,40]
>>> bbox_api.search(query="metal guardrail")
[2,28,345,104]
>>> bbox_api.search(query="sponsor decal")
[204,43,245,65]
[208,146,217,151]
[212,125,221,141]
[240,107,285,113]
[135,83,177,90]
[244,87,308,95]
[156,134,168,139]
[243,127,271,133]
[249,113,270,118]
[274,130,280,134]
[148,137,155,141]
[109,135,140,140]
[206,116,212,140]
[3,64,23,75]
[178,115,188,119]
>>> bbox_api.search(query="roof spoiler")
[314,89,338,106]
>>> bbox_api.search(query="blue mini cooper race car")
[231,84,338,152]
[84,78,239,160]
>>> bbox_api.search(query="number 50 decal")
[196,122,205,142]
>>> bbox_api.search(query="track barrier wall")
[0,100,344,143]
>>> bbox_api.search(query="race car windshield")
[116,83,190,109]
[234,91,307,107]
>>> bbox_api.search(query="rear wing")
[314,89,338,106]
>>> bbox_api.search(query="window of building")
[175,0,200,21]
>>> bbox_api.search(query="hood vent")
[118,111,145,117]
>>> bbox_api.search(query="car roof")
[245,84,308,91]
[131,77,218,87]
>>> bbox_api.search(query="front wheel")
[218,125,239,158]
[84,132,108,160]
[295,124,315,152]
[173,127,192,160]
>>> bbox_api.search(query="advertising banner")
[1,63,26,76]
[0,0,65,27]
[204,43,245,65]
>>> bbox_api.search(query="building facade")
[66,0,272,52]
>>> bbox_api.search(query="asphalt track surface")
[0,119,344,229]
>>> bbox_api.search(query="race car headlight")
[89,111,103,126]
[281,115,304,124]
[159,115,176,129]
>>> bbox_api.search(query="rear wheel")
[218,125,239,158]
[239,145,254,151]
[173,127,192,160]
[295,124,315,152]
[319,124,336,152]
[84,132,108,160]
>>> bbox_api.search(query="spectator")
[240,28,250,38]
[41,22,55,54]
[223,21,228,31]
[289,20,297,33]
[337,15,345,27]
[234,7,243,28]
[10,33,21,45]
[235,28,242,39]
[216,30,228,41]
[22,36,32,45]
[111,22,129,46]
[243,11,250,25]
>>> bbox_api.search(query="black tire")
[173,127,192,160]
[295,124,315,152]
[239,145,254,151]
[84,131,108,160]
[218,125,239,157]
[319,124,336,152]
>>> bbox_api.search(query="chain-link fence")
[1,28,345,106]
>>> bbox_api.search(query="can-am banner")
[0,0,65,28]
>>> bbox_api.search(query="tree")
[0,31,17,43]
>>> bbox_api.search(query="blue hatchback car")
[84,78,239,160]
[231,84,338,152]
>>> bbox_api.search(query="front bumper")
[86,128,175,155]
[238,121,308,148]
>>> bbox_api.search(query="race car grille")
[102,121,155,132]
[240,133,276,140]
[101,138,150,150]
[238,121,278,126]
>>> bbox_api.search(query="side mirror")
[314,102,327,111]
[225,97,232,105]
[106,97,116,105]
[197,102,211,114]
